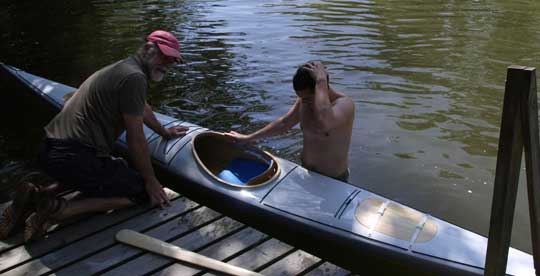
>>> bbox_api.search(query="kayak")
[0,63,534,276]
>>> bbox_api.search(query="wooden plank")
[304,262,350,276]
[0,190,179,272]
[519,67,540,274]
[204,238,294,275]
[154,227,267,276]
[98,216,245,276]
[2,196,200,276]
[55,206,225,276]
[259,249,321,275]
[485,65,528,276]
[116,229,263,276]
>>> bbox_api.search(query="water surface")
[2,0,540,253]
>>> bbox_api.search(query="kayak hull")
[1,63,534,276]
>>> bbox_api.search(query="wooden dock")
[0,189,351,276]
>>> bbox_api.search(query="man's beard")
[150,68,165,82]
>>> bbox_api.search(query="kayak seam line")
[335,189,361,219]
[259,165,299,203]
[167,128,207,166]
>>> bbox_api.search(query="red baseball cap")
[146,30,183,62]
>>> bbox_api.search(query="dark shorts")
[38,138,148,204]
[302,161,350,183]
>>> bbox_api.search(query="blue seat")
[217,158,269,185]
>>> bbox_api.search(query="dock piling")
[485,66,540,276]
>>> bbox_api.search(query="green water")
[1,0,540,253]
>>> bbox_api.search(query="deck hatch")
[354,198,437,243]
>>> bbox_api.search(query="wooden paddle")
[116,229,263,276]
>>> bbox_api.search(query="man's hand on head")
[161,125,189,140]
[303,61,328,83]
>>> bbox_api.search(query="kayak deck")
[0,190,349,276]
[0,63,534,275]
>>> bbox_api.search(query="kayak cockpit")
[192,131,280,188]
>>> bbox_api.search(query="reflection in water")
[1,0,540,253]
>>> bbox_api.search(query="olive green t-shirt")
[45,56,149,154]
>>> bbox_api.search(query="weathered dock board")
[0,189,350,276]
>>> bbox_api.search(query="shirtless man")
[226,61,355,181]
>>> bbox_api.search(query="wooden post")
[520,67,540,274]
[485,66,540,276]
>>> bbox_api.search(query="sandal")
[0,182,42,240]
[23,196,67,242]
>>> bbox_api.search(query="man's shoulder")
[123,71,148,84]
[116,68,147,88]
[113,58,147,81]
[332,93,355,119]
[106,59,148,98]
[333,92,354,107]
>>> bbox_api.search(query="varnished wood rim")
[191,131,281,189]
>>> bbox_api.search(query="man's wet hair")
[292,63,329,92]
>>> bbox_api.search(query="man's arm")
[143,103,188,139]
[123,113,170,208]
[226,98,301,143]
[305,62,354,133]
